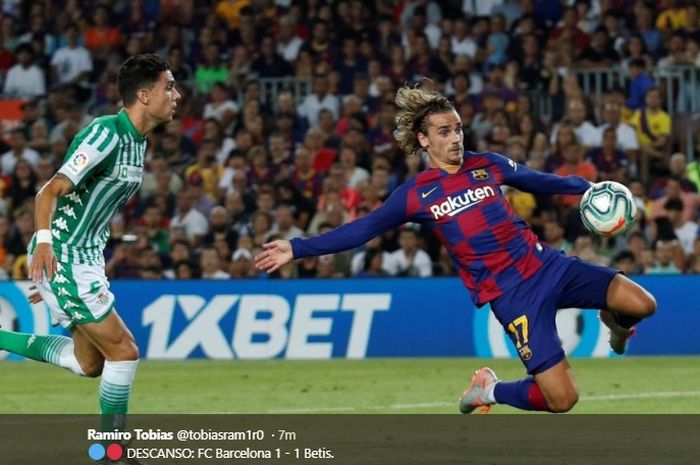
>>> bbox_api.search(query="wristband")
[36,229,52,244]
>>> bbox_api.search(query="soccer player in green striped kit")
[1,55,179,426]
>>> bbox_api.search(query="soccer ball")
[579,181,637,237]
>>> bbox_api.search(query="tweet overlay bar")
[1,415,698,464]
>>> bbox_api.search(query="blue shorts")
[490,252,618,375]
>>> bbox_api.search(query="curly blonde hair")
[393,83,455,156]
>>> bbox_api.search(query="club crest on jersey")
[428,186,496,219]
[471,169,488,180]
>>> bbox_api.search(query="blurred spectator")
[647,239,682,274]
[554,142,597,209]
[298,72,340,128]
[355,247,389,278]
[195,43,228,95]
[170,187,208,247]
[163,239,192,279]
[630,87,671,180]
[203,84,238,134]
[625,58,655,111]
[50,23,92,87]
[655,0,687,30]
[570,234,609,266]
[277,15,304,62]
[229,247,255,278]
[3,43,45,98]
[1,129,39,175]
[200,245,231,279]
[657,31,688,68]
[385,226,432,277]
[663,198,698,256]
[252,35,292,78]
[34,156,54,190]
[141,205,169,256]
[652,177,700,222]
[351,235,391,276]
[167,46,193,82]
[269,204,303,241]
[543,219,572,254]
[84,5,122,59]
[596,99,639,162]
[547,6,589,55]
[216,0,252,30]
[185,140,224,198]
[612,250,640,275]
[204,205,238,250]
[650,153,697,198]
[7,159,37,210]
[577,27,620,69]
[585,127,628,183]
[634,6,662,58]
[106,239,141,279]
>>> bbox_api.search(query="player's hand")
[28,243,57,283]
[255,240,293,273]
[28,285,43,304]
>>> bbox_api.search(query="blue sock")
[493,377,549,411]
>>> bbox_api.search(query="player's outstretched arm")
[256,183,413,273]
[255,240,294,273]
[28,174,73,283]
[492,153,590,195]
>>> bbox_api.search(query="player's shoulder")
[79,114,117,136]
[463,151,510,168]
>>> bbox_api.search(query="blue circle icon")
[88,444,106,461]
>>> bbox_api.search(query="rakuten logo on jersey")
[429,186,496,219]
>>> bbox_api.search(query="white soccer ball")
[579,181,637,237]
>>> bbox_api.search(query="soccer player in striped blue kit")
[255,84,656,413]
[0,55,179,431]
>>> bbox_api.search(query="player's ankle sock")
[0,330,85,375]
[612,312,641,329]
[99,360,138,433]
[493,377,549,411]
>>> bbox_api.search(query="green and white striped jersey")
[30,109,147,265]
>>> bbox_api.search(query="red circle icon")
[106,444,123,461]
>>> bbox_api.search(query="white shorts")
[29,255,115,329]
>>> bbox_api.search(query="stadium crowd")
[0,0,699,280]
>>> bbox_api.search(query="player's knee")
[114,330,140,361]
[121,341,139,361]
[638,291,656,318]
[548,390,579,413]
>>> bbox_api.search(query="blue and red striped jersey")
[290,152,591,306]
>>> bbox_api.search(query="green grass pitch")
[1,357,698,414]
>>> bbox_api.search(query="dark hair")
[663,197,684,212]
[629,57,646,69]
[613,250,635,264]
[15,43,33,56]
[118,54,171,106]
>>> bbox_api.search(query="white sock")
[486,382,498,403]
[99,360,139,414]
[57,340,86,376]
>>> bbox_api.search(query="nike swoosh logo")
[421,187,438,199]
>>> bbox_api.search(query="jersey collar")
[118,108,146,142]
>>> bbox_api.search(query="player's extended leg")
[75,311,139,426]
[460,361,577,413]
[599,274,656,354]
[0,326,91,376]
